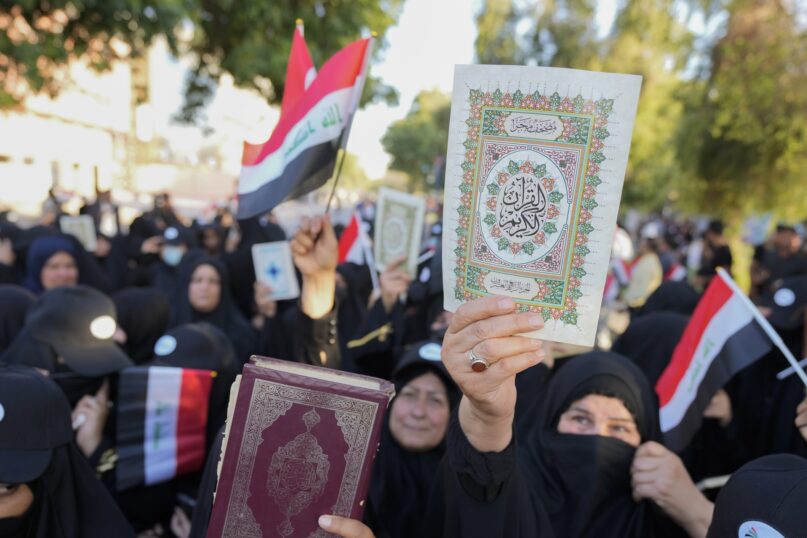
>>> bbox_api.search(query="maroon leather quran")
[207,356,395,538]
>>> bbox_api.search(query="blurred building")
[0,37,279,220]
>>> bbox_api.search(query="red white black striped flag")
[655,270,774,451]
[236,33,373,219]
[115,366,214,490]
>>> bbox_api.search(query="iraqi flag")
[115,366,214,490]
[664,263,687,282]
[338,211,365,265]
[656,270,773,451]
[237,36,373,219]
[280,20,317,117]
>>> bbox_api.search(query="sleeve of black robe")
[346,300,405,379]
[189,427,225,538]
[422,414,551,538]
[292,305,341,369]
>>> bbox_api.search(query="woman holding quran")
[430,295,716,538]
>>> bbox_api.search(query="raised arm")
[441,296,546,452]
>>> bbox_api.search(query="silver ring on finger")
[468,349,490,372]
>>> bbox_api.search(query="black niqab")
[518,352,662,538]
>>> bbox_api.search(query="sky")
[348,0,479,178]
[146,0,626,180]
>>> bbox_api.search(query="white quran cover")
[442,64,642,346]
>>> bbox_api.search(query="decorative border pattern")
[220,380,378,537]
[452,88,614,326]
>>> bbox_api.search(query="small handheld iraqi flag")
[237,31,373,218]
[655,269,774,452]
[338,212,380,291]
[115,366,214,490]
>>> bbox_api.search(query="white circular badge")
[154,335,177,356]
[0,402,5,423]
[738,521,784,538]
[418,343,442,362]
[164,227,179,240]
[774,288,796,307]
[89,315,117,340]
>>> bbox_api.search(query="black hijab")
[518,352,666,538]
[612,312,689,385]
[637,281,700,318]
[171,256,257,364]
[0,285,35,354]
[707,454,807,537]
[224,216,287,319]
[0,365,134,538]
[112,287,171,364]
[365,342,460,538]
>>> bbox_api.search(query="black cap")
[393,341,455,391]
[707,454,807,537]
[0,364,73,483]
[760,275,807,331]
[151,322,237,373]
[25,286,132,376]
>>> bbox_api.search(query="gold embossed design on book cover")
[220,379,379,537]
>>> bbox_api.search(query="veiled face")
[188,264,221,313]
[557,394,641,447]
[40,251,78,290]
[0,483,33,518]
[389,372,450,452]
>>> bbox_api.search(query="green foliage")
[179,0,403,122]
[673,0,807,219]
[335,152,372,191]
[473,0,807,218]
[548,191,564,203]
[0,1,187,104]
[382,89,451,191]
[0,1,401,121]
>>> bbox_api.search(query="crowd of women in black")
[0,196,805,538]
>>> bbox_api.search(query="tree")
[674,0,807,220]
[0,1,187,106]
[0,1,402,118]
[472,0,697,210]
[177,0,403,122]
[382,89,450,192]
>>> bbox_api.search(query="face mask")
[161,246,184,267]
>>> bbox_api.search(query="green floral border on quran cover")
[453,87,613,326]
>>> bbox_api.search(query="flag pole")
[323,32,376,215]
[716,267,807,388]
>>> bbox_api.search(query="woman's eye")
[572,415,591,425]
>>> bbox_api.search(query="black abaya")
[429,352,686,538]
